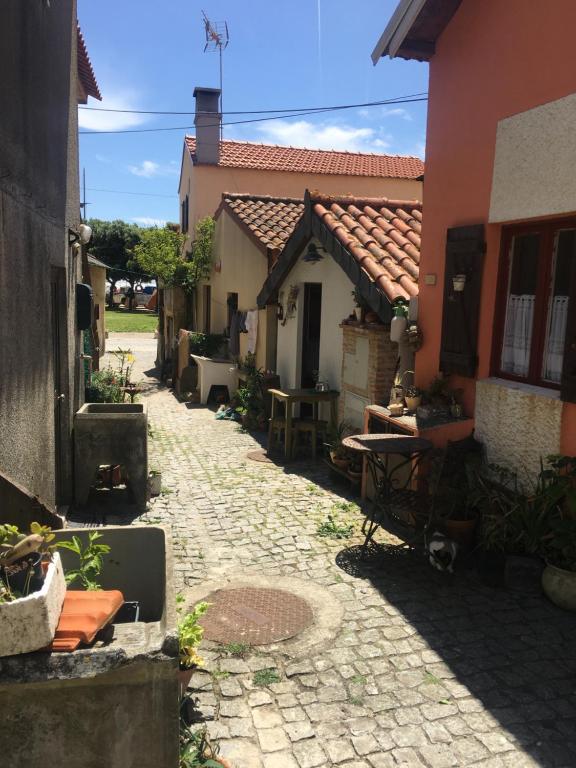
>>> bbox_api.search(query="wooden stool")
[291,419,328,458]
[268,416,286,453]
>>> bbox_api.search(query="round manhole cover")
[200,587,314,645]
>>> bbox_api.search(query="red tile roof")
[185,137,423,179]
[311,192,421,302]
[218,193,304,253]
[77,25,101,101]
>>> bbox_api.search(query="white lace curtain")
[501,295,535,377]
[543,295,569,382]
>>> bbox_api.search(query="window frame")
[492,217,575,390]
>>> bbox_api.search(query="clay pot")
[178,667,194,699]
[405,395,421,412]
[443,516,478,552]
[542,564,576,612]
[365,310,379,324]
[332,457,350,471]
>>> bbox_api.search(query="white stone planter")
[542,563,576,612]
[0,552,66,657]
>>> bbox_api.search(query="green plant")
[317,514,354,540]
[57,532,111,590]
[424,375,451,406]
[88,348,135,403]
[188,332,224,358]
[178,601,210,669]
[219,641,251,658]
[253,668,280,686]
[0,522,61,603]
[180,722,223,768]
[325,420,352,459]
[211,669,230,680]
[233,364,266,430]
[350,674,367,685]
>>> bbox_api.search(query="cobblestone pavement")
[112,334,576,768]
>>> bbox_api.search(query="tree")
[87,219,145,307]
[133,225,187,286]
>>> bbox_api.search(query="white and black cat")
[426,530,458,573]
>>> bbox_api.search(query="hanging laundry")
[246,310,259,353]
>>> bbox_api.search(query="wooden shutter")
[560,257,576,403]
[439,224,485,377]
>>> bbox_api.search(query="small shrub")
[253,668,280,687]
[317,515,354,540]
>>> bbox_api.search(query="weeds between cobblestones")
[109,335,576,768]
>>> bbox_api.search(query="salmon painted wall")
[415,0,576,455]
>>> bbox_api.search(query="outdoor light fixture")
[79,223,92,244]
[303,243,325,263]
[452,273,467,292]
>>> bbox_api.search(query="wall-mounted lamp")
[276,302,284,322]
[452,273,467,292]
[302,243,325,263]
[69,224,93,249]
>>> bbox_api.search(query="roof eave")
[371,0,429,63]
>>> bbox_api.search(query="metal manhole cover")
[200,587,314,645]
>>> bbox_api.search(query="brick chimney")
[193,87,221,165]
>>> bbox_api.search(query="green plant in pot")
[177,597,210,697]
[404,385,422,413]
[325,420,352,471]
[539,455,576,611]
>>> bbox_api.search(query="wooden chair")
[291,419,328,459]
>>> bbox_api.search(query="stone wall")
[339,323,398,428]
[474,378,563,479]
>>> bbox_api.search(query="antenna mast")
[202,10,229,140]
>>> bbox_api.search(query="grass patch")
[350,674,367,685]
[218,642,251,658]
[211,669,230,680]
[348,695,364,706]
[423,671,442,686]
[317,514,354,540]
[105,309,158,333]
[306,484,323,496]
[252,669,280,687]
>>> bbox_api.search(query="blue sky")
[78,0,429,226]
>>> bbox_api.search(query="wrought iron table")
[342,433,433,553]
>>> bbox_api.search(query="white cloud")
[95,153,111,164]
[128,160,179,178]
[256,120,391,153]
[78,89,148,131]
[381,107,412,121]
[132,217,167,227]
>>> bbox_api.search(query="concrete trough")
[74,403,148,510]
[0,525,178,768]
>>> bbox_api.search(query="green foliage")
[188,332,224,358]
[178,601,210,669]
[233,359,265,429]
[57,532,111,590]
[218,642,251,658]
[133,218,214,296]
[134,226,187,286]
[317,514,354,540]
[87,348,135,403]
[88,219,145,303]
[252,668,280,687]
[180,722,222,768]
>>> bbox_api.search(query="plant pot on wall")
[442,516,478,552]
[542,564,576,611]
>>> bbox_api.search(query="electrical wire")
[79,95,428,135]
[78,93,428,116]
[87,187,176,198]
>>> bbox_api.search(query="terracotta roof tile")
[77,25,101,101]
[185,137,423,179]
[220,193,304,252]
[311,192,422,303]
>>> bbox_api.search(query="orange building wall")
[415,0,576,455]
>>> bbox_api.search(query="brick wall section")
[339,323,398,423]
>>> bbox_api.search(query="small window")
[495,221,575,387]
[181,195,189,234]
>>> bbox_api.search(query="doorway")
[300,283,322,389]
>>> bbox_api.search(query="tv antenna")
[202,11,229,139]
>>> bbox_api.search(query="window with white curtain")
[497,224,574,388]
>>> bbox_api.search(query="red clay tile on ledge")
[48,590,124,652]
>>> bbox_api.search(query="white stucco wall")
[474,378,563,480]
[276,241,356,408]
[489,93,576,223]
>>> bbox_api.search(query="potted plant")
[0,522,66,656]
[325,420,352,471]
[177,599,210,698]
[404,385,422,413]
[347,455,363,483]
[540,456,576,610]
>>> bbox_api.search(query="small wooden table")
[268,388,339,460]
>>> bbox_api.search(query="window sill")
[479,377,561,402]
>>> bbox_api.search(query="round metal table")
[342,433,433,552]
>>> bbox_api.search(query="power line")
[79,95,428,135]
[87,187,176,198]
[78,93,428,116]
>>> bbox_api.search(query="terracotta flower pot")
[443,516,478,552]
[178,667,194,699]
[405,395,421,412]
[542,563,576,612]
[332,457,349,471]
